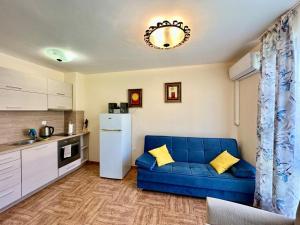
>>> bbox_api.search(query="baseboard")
[87,161,136,169]
[87,160,99,164]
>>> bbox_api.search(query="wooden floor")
[0,163,207,225]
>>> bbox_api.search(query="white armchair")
[206,197,300,225]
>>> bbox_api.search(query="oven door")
[58,142,80,168]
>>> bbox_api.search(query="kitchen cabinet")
[0,89,47,111]
[48,79,72,97]
[47,79,73,110]
[0,67,47,94]
[0,151,21,210]
[0,67,48,111]
[48,95,72,110]
[80,134,89,164]
[21,142,58,196]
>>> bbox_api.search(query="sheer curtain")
[254,9,300,218]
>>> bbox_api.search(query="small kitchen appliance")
[120,103,129,113]
[57,136,81,176]
[40,124,54,138]
[108,103,118,113]
[68,121,74,135]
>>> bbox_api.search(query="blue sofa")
[135,135,256,205]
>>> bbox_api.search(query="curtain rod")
[258,1,300,40]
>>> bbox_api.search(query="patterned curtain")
[254,10,300,218]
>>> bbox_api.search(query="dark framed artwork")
[165,82,182,103]
[128,89,143,107]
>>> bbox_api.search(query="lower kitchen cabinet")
[0,151,21,210]
[21,142,58,196]
[0,184,21,209]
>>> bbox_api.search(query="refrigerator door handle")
[101,129,122,132]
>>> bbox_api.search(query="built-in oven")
[58,136,81,168]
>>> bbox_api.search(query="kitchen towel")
[64,145,72,158]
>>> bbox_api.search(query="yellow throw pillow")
[148,145,175,167]
[210,150,240,174]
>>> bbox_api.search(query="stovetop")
[54,133,75,137]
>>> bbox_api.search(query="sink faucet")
[28,128,37,140]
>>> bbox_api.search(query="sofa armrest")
[231,159,256,178]
[135,153,156,170]
[207,197,294,225]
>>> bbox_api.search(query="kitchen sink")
[10,139,43,146]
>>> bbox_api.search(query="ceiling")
[0,0,297,74]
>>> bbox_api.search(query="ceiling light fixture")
[144,20,191,50]
[44,48,75,62]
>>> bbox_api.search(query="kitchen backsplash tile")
[0,111,84,144]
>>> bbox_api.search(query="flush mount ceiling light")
[144,20,191,50]
[44,48,75,62]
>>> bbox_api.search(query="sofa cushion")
[138,162,255,194]
[149,145,174,167]
[135,153,156,170]
[144,136,240,164]
[210,151,240,174]
[230,159,256,178]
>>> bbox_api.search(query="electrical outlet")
[41,121,47,126]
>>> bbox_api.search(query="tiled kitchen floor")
[0,163,206,225]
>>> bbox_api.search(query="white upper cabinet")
[0,67,48,111]
[0,67,47,94]
[47,79,73,111]
[0,67,73,111]
[48,95,72,111]
[47,79,72,97]
[0,89,47,111]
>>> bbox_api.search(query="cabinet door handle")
[101,129,122,132]
[29,145,48,151]
[56,92,65,96]
[0,189,14,198]
[0,157,13,163]
[6,106,22,110]
[0,174,14,182]
[6,85,22,90]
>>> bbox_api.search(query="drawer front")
[0,184,21,209]
[0,151,20,165]
[0,168,21,191]
[58,158,81,177]
[0,160,21,175]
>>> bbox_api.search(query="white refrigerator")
[99,113,132,179]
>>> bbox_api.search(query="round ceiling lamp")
[44,48,75,62]
[144,20,191,50]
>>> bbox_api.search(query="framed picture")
[128,89,143,107]
[165,82,182,103]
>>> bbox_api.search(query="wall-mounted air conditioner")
[229,52,261,81]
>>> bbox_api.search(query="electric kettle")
[40,125,55,138]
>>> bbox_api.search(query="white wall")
[238,74,259,165]
[0,53,64,80]
[84,64,237,162]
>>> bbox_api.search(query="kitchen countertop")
[0,131,90,155]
